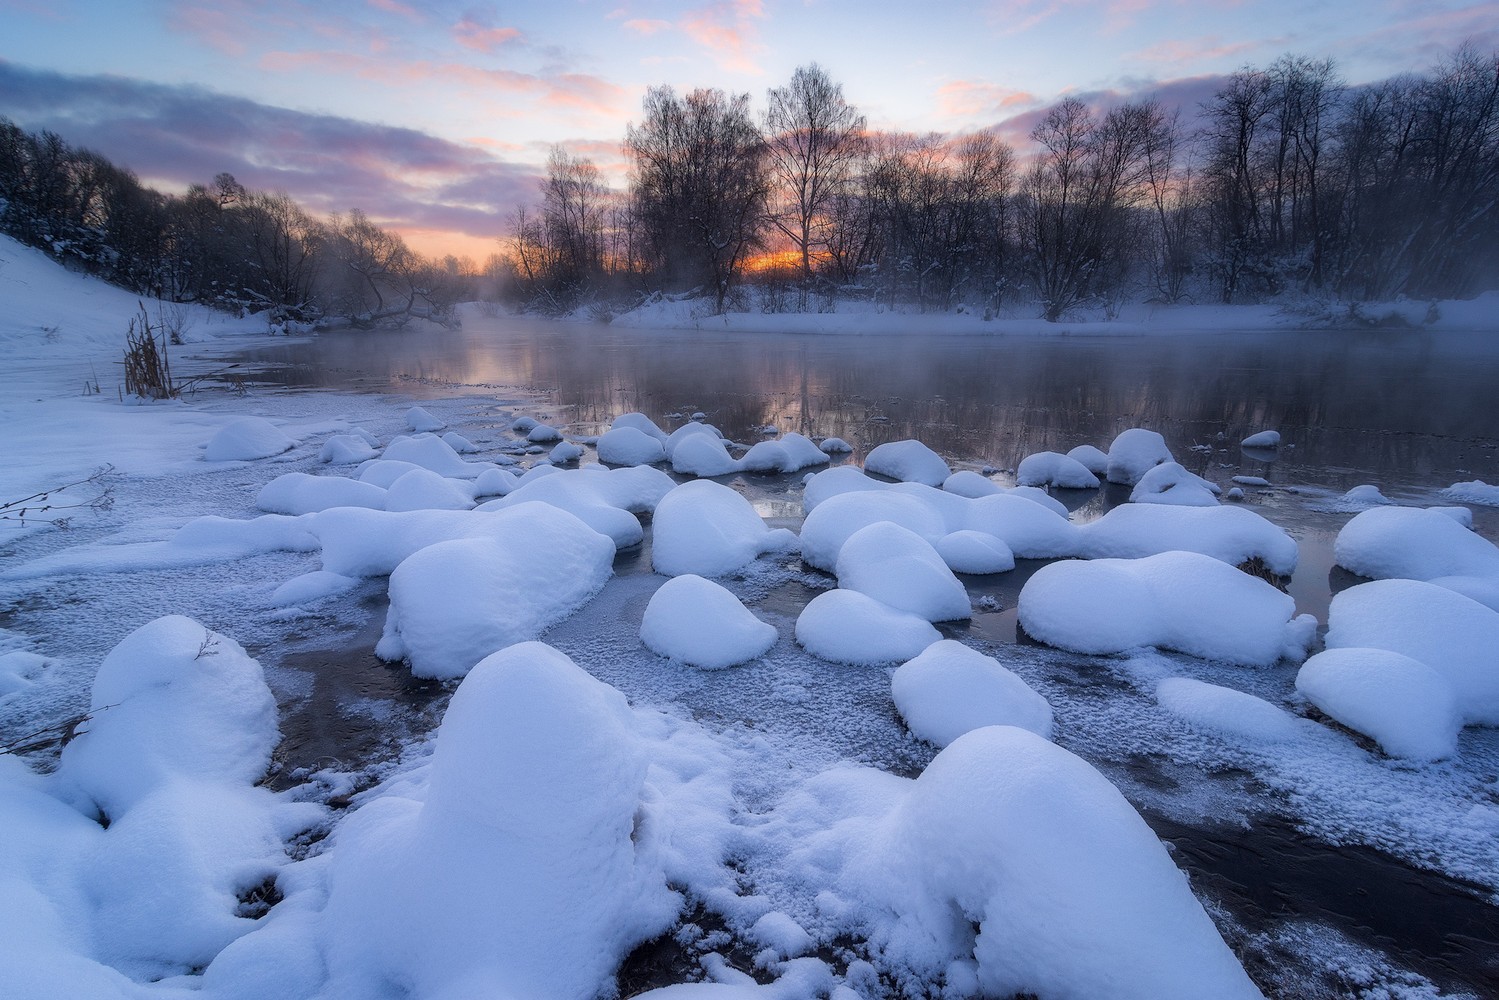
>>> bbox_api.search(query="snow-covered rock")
[383,467,476,512]
[406,406,445,432]
[256,472,386,515]
[1105,428,1173,485]
[934,529,1016,575]
[1016,451,1100,489]
[323,642,677,1000]
[1066,444,1110,476]
[891,640,1052,746]
[1018,550,1314,666]
[1296,647,1460,760]
[1241,429,1280,448]
[205,417,295,462]
[1323,579,1499,725]
[672,432,741,477]
[1334,504,1499,583]
[548,440,584,464]
[795,589,940,665]
[381,434,495,479]
[1130,462,1221,506]
[640,575,778,669]
[60,616,279,817]
[480,465,672,550]
[318,433,380,464]
[442,431,479,453]
[835,522,970,622]
[611,411,671,445]
[740,433,829,474]
[1155,677,1298,742]
[597,426,667,466]
[1443,479,1499,506]
[652,480,798,578]
[375,503,616,679]
[942,470,1002,498]
[819,437,853,454]
[1077,502,1299,577]
[864,440,951,487]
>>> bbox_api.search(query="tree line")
[507,46,1499,319]
[0,121,475,327]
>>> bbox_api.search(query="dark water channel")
[227,315,1499,999]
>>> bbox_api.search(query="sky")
[1,0,1495,260]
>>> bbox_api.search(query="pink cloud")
[936,80,1039,120]
[622,18,672,36]
[453,15,523,52]
[680,0,766,74]
[1130,35,1264,70]
[366,0,422,19]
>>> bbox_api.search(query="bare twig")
[0,464,115,527]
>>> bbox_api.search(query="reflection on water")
[235,315,1499,492]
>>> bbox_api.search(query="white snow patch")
[891,640,1053,746]
[640,575,778,669]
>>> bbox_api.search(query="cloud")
[936,80,1040,121]
[680,0,766,74]
[621,18,672,36]
[0,60,540,244]
[452,14,523,53]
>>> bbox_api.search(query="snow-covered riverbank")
[4,234,1499,999]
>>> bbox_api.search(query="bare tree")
[626,86,770,313]
[763,64,866,296]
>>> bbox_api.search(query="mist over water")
[238,315,1499,493]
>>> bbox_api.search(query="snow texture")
[1443,479,1499,506]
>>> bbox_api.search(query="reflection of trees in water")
[247,319,1499,487]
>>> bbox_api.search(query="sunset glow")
[1,0,1494,257]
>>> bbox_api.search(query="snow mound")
[481,465,673,550]
[1105,428,1173,485]
[652,480,798,577]
[1155,677,1298,742]
[819,437,853,454]
[785,727,1267,999]
[864,440,951,487]
[383,467,477,512]
[527,423,563,443]
[1066,444,1110,475]
[740,433,830,474]
[1130,462,1221,506]
[1334,504,1499,587]
[1077,502,1300,576]
[800,489,950,572]
[549,440,584,464]
[640,575,778,669]
[598,426,667,466]
[611,411,671,444]
[891,640,1053,746]
[60,615,279,818]
[1241,429,1280,448]
[934,529,1016,575]
[942,470,1001,498]
[442,431,479,453]
[672,432,741,476]
[1019,551,1312,666]
[406,405,445,432]
[836,522,971,622]
[375,503,616,679]
[1324,579,1499,725]
[256,472,387,515]
[1016,451,1100,489]
[323,642,677,1000]
[270,569,359,607]
[381,434,495,479]
[795,589,941,665]
[1296,647,1460,760]
[1443,479,1499,506]
[205,417,295,462]
[318,433,379,464]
